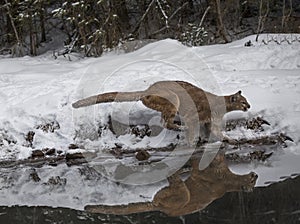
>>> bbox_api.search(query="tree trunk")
[4,0,23,56]
[110,0,130,33]
[29,10,37,56]
[281,0,293,32]
[213,0,229,43]
[39,2,46,42]
[256,0,269,41]
[234,0,241,31]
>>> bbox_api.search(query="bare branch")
[169,2,189,21]
[131,0,156,36]
[214,0,229,43]
[156,0,169,28]
[256,0,269,42]
[150,2,189,36]
[199,6,211,27]
[4,0,23,56]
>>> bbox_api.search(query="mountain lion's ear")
[237,90,242,95]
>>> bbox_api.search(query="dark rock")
[48,160,58,166]
[57,150,64,155]
[31,150,44,158]
[43,148,56,156]
[244,40,253,47]
[68,144,79,149]
[66,152,84,160]
[135,150,151,161]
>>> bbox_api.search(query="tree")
[256,0,269,41]
[281,0,293,32]
[3,0,23,56]
[213,0,230,43]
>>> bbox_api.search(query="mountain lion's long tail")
[72,91,145,108]
[84,202,156,215]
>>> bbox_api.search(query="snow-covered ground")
[0,34,299,210]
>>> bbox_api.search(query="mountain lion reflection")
[85,154,258,216]
[73,80,250,143]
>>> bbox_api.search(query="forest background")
[0,0,299,57]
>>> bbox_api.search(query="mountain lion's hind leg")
[141,94,183,131]
[161,110,182,130]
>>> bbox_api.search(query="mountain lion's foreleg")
[181,115,201,145]
[210,123,239,144]
[209,120,231,143]
[153,172,190,209]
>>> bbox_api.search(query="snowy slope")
[0,34,299,210]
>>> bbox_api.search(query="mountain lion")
[73,80,250,143]
[84,153,258,216]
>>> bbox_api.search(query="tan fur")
[73,80,250,142]
[85,154,258,216]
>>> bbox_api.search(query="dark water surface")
[1,176,299,224]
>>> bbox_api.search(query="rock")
[66,152,84,160]
[43,148,56,156]
[68,144,79,149]
[244,40,253,47]
[135,150,151,161]
[31,150,44,158]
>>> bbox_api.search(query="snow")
[0,34,300,210]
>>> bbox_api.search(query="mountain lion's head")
[226,91,250,112]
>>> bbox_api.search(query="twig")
[156,0,168,28]
[256,0,269,42]
[4,0,23,56]
[199,6,211,27]
[169,2,189,21]
[150,2,189,36]
[132,0,156,35]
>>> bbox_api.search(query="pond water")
[1,176,299,224]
